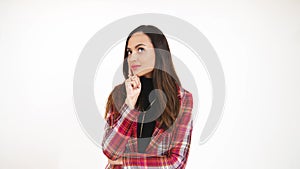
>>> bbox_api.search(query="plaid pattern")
[102,85,193,169]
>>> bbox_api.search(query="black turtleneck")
[137,76,156,153]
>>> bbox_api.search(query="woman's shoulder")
[172,85,193,130]
[176,85,193,115]
[177,85,193,102]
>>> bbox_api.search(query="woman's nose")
[128,52,138,61]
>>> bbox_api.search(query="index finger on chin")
[127,59,133,77]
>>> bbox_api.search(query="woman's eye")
[127,50,132,55]
[138,48,144,52]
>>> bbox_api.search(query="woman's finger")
[126,79,136,89]
[132,75,140,89]
[125,72,140,91]
[125,79,132,91]
[131,79,137,89]
[127,60,133,77]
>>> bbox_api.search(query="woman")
[102,25,193,168]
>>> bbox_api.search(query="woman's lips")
[131,65,141,70]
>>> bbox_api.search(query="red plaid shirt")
[102,85,193,169]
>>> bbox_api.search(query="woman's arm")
[102,102,140,160]
[122,92,193,168]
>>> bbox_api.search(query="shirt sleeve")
[122,92,193,169]
[102,102,140,160]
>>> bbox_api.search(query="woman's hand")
[125,62,141,110]
[108,158,123,165]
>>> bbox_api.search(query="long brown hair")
[105,25,181,130]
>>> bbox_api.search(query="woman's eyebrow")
[127,43,146,50]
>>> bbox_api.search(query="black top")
[137,76,156,153]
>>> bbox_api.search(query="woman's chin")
[135,73,142,77]
[134,69,153,77]
[133,70,142,77]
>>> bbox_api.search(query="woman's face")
[126,32,155,78]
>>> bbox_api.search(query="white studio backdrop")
[0,1,299,169]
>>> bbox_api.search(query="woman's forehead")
[127,32,153,48]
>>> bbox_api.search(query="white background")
[1,0,299,169]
